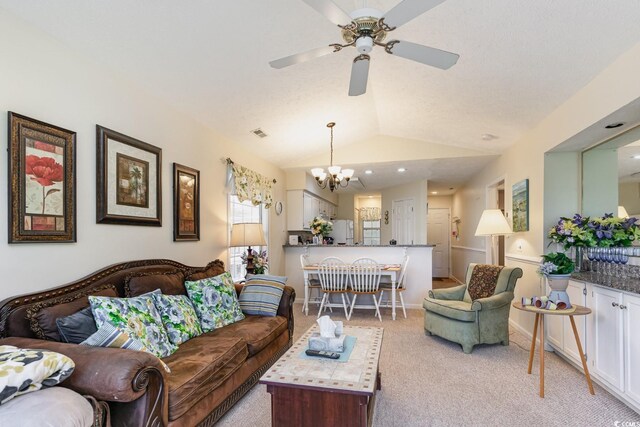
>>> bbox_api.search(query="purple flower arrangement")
[548,213,640,249]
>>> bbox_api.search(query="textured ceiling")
[2,0,640,190]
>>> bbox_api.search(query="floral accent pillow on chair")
[185,272,245,332]
[151,294,203,345]
[89,291,177,358]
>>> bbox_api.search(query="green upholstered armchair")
[423,264,523,354]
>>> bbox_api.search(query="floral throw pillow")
[185,272,245,332]
[89,291,177,358]
[151,294,203,345]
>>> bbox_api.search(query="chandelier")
[311,122,354,192]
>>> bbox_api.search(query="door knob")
[612,302,619,307]
[620,305,627,310]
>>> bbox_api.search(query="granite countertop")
[571,271,640,295]
[283,244,435,248]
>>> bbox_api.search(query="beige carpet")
[217,304,639,426]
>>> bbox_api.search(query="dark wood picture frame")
[173,163,200,241]
[8,112,76,243]
[96,125,162,226]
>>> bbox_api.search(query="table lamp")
[230,223,266,275]
[475,209,513,265]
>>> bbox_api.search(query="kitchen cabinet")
[287,190,336,231]
[547,279,640,411]
[546,280,587,366]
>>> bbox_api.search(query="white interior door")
[427,208,450,278]
[392,199,414,245]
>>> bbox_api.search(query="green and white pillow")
[0,345,75,405]
[152,294,202,345]
[185,272,245,332]
[89,291,177,358]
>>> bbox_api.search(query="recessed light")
[364,170,373,174]
[397,168,406,173]
[431,191,438,195]
[605,122,625,129]
[368,195,373,198]
[633,155,640,160]
[481,133,499,141]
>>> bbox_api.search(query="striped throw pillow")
[239,275,286,317]
[80,322,171,373]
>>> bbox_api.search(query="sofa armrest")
[0,337,166,403]
[428,284,466,301]
[470,292,514,311]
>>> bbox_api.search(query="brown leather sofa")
[0,259,295,427]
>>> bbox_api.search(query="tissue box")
[308,333,346,352]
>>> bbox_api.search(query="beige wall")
[428,195,453,210]
[620,182,640,216]
[452,41,640,335]
[284,170,338,204]
[0,11,287,300]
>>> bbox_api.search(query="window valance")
[359,207,381,221]
[227,159,274,208]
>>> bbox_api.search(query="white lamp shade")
[342,169,354,179]
[311,168,324,178]
[475,209,513,236]
[618,206,629,218]
[230,223,266,247]
[327,165,341,176]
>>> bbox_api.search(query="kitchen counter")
[571,271,640,295]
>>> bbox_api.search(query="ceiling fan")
[269,0,459,96]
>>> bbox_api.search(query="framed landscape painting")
[512,179,529,232]
[173,163,200,241]
[96,125,162,226]
[8,112,76,243]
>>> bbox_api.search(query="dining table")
[302,264,402,320]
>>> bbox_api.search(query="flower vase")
[574,246,584,272]
[546,274,571,306]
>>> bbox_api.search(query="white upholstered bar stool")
[317,257,351,320]
[379,255,409,318]
[349,258,382,321]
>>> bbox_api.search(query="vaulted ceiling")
[2,0,640,191]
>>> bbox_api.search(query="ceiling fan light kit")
[311,122,354,192]
[269,0,460,96]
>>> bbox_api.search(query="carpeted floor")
[217,304,639,426]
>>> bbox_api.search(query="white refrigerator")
[329,220,354,245]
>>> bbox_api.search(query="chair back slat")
[398,255,410,288]
[350,258,381,293]
[318,257,349,292]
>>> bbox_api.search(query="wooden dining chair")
[379,255,409,318]
[317,257,351,320]
[300,253,322,313]
[349,257,382,321]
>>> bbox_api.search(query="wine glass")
[587,248,596,273]
[620,247,629,278]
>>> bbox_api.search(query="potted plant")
[309,216,333,244]
[537,252,575,306]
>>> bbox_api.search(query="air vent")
[251,128,268,138]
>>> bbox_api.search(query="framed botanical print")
[173,163,200,241]
[96,125,162,226]
[8,112,76,243]
[512,178,529,232]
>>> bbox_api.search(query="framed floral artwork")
[8,112,76,243]
[173,163,200,241]
[96,125,162,226]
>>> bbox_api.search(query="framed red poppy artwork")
[8,112,76,243]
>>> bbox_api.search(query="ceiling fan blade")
[382,0,447,28]
[348,54,370,96]
[269,45,337,69]
[386,40,459,69]
[302,0,352,26]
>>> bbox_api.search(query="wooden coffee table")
[260,325,383,427]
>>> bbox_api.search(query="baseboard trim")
[505,253,541,265]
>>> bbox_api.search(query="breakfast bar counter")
[284,244,434,318]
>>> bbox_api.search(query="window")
[228,195,268,281]
[362,220,381,245]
